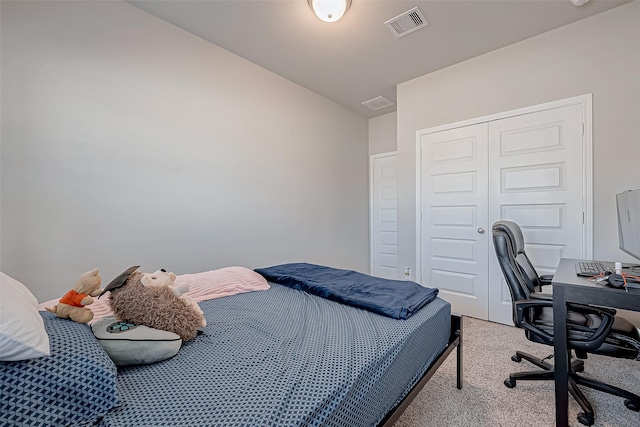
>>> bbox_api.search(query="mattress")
[99,283,451,427]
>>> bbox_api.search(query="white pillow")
[0,272,51,361]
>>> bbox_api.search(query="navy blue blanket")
[254,263,439,320]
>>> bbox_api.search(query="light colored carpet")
[394,317,640,427]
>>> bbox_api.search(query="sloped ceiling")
[129,1,630,118]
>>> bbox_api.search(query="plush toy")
[141,269,206,327]
[141,269,188,297]
[46,269,102,323]
[103,268,206,341]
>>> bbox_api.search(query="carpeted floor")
[393,317,640,427]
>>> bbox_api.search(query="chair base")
[504,351,640,426]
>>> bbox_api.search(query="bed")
[0,265,463,427]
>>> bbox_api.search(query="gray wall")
[1,1,369,301]
[395,1,640,282]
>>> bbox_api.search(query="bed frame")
[379,314,463,427]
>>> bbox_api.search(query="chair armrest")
[514,300,616,351]
[564,303,616,351]
[514,299,555,342]
[539,274,554,286]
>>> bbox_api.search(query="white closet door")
[371,153,398,279]
[417,97,590,324]
[488,104,586,325]
[419,123,490,319]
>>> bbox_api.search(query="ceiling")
[128,0,630,118]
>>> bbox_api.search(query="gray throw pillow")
[91,316,181,366]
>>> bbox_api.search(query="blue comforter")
[255,263,438,319]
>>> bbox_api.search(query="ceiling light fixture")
[308,0,352,23]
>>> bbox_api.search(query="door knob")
[477,228,485,234]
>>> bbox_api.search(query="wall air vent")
[384,7,428,38]
[361,96,394,111]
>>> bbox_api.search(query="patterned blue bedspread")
[99,283,451,427]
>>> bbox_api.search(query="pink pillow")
[175,266,270,303]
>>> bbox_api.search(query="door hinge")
[582,123,585,136]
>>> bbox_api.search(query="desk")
[552,258,640,427]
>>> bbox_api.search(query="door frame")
[370,151,398,276]
[416,94,593,284]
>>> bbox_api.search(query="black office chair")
[492,220,640,426]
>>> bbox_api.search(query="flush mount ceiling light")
[308,0,352,23]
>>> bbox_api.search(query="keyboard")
[575,261,611,277]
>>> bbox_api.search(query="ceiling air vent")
[362,96,394,111]
[384,7,428,38]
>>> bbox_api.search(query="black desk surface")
[553,258,640,311]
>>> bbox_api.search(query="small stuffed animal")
[141,269,206,327]
[46,269,102,323]
[104,268,206,341]
[141,269,189,297]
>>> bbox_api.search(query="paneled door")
[419,124,490,319]
[370,152,399,280]
[417,96,590,324]
[487,104,586,325]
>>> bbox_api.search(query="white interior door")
[371,153,398,279]
[417,96,591,324]
[419,124,489,319]
[487,104,587,324]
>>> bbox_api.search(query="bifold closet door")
[419,123,490,320]
[418,102,586,324]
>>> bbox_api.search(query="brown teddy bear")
[105,268,205,341]
[46,269,102,323]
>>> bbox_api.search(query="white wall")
[0,1,369,301]
[396,1,640,283]
[368,112,396,156]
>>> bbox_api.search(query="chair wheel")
[577,412,594,426]
[624,399,640,411]
[504,378,516,388]
[574,364,584,373]
[511,354,522,363]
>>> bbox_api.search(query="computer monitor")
[616,189,640,262]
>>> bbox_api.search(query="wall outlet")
[404,267,411,279]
